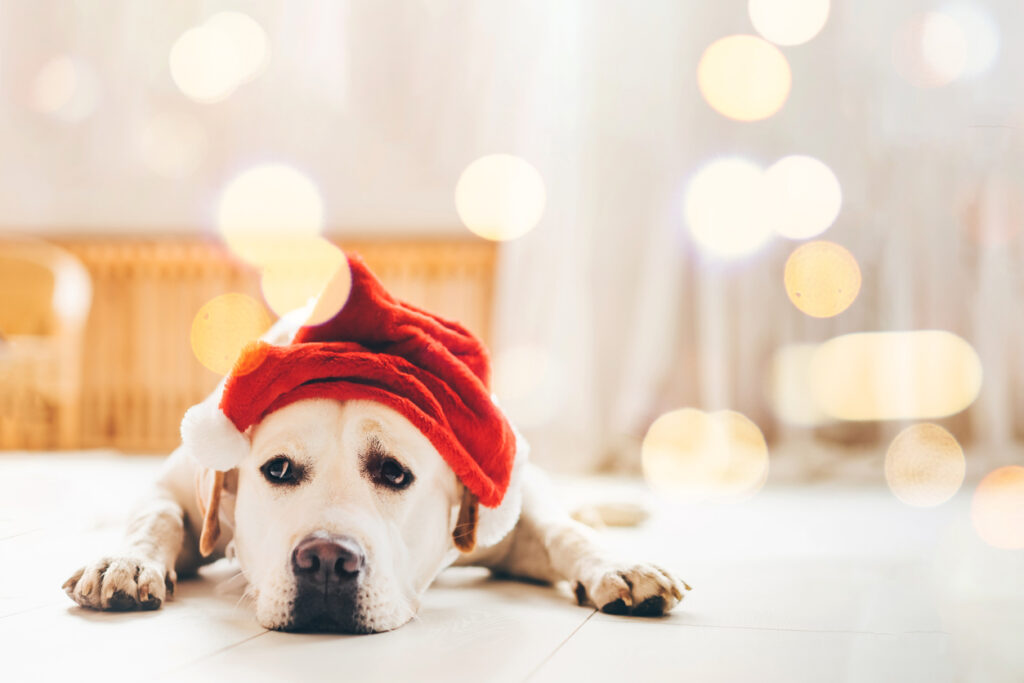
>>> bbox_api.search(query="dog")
[63,257,689,633]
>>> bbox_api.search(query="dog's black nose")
[291,532,365,584]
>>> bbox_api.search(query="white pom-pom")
[180,402,249,471]
[475,424,530,548]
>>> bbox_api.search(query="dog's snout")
[289,532,367,632]
[292,532,365,583]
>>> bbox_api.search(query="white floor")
[1,454,1022,683]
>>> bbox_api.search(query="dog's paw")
[573,561,690,617]
[63,556,175,611]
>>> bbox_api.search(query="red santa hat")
[181,254,525,539]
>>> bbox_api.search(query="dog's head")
[203,397,472,633]
[184,256,522,632]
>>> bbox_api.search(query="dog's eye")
[378,457,413,490]
[261,456,300,485]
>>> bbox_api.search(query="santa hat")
[181,253,525,547]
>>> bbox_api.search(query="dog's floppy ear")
[453,485,479,552]
[195,468,234,557]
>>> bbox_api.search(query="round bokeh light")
[204,11,270,83]
[885,423,965,507]
[642,408,769,502]
[169,25,242,103]
[972,466,1024,550]
[454,154,546,241]
[893,12,968,88]
[259,237,351,326]
[30,55,100,123]
[941,2,999,78]
[169,12,269,103]
[784,241,861,318]
[764,155,842,240]
[748,0,830,46]
[190,293,272,375]
[216,163,325,267]
[697,35,791,122]
[685,157,774,259]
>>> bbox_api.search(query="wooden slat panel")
[1,235,495,453]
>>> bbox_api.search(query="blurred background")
[0,0,1022,539]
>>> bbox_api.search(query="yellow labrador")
[63,313,689,633]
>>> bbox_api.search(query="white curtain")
[490,1,1024,475]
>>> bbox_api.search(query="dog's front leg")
[62,448,205,611]
[465,464,690,616]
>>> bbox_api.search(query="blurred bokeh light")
[884,423,965,507]
[454,154,547,241]
[783,240,861,318]
[190,293,272,375]
[685,157,773,259]
[304,256,355,329]
[258,237,351,325]
[30,55,100,123]
[764,155,842,240]
[748,0,830,46]
[169,12,269,103]
[971,466,1024,549]
[642,408,769,502]
[216,163,325,267]
[941,2,999,78]
[170,25,243,103]
[204,11,271,83]
[769,343,830,426]
[697,35,791,121]
[810,331,983,421]
[893,12,968,88]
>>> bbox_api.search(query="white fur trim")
[475,423,529,548]
[180,399,249,471]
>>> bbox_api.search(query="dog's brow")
[362,436,387,460]
[359,419,384,438]
[255,432,306,461]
